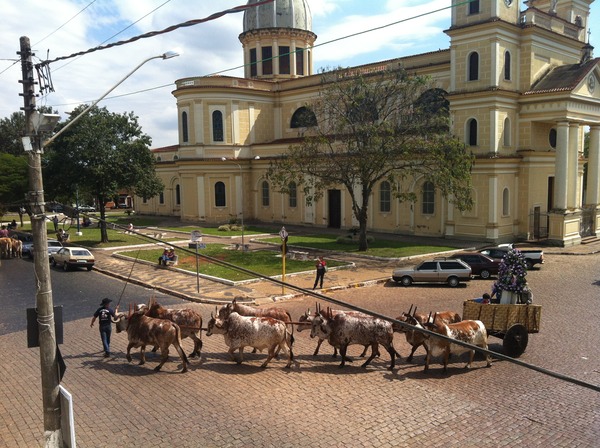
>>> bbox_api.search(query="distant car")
[76,205,96,212]
[477,245,544,270]
[29,239,63,260]
[449,252,500,279]
[392,258,472,287]
[48,203,64,213]
[51,246,95,271]
[14,233,34,256]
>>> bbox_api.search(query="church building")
[136,0,600,247]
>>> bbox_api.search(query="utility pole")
[19,36,62,447]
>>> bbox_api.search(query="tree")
[0,112,26,156]
[43,105,163,242]
[0,152,28,216]
[267,67,474,251]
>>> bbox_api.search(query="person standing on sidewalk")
[90,298,118,357]
[313,256,327,289]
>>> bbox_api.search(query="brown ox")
[114,310,188,373]
[218,299,293,352]
[393,307,461,362]
[417,314,491,373]
[139,301,203,358]
[10,238,23,258]
[310,307,398,370]
[206,312,293,368]
[297,308,375,358]
[0,237,12,259]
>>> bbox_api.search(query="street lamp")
[19,40,179,445]
[222,156,260,251]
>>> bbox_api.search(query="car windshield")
[72,250,91,256]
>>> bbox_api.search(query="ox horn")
[407,304,413,315]
[427,311,433,323]
[412,306,418,317]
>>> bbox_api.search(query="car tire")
[51,259,57,267]
[525,260,533,270]
[447,276,459,287]
[401,276,413,287]
[480,269,491,280]
[63,262,69,272]
[87,266,93,271]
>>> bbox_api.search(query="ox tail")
[174,323,189,369]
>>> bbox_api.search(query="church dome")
[243,0,312,33]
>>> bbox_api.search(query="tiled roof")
[524,58,599,95]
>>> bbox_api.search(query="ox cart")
[462,300,542,358]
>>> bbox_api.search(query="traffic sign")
[191,230,202,242]
[279,226,288,241]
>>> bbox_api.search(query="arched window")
[549,129,557,148]
[422,181,435,215]
[212,110,224,142]
[175,184,181,206]
[502,188,510,216]
[380,181,391,212]
[288,182,297,208]
[181,111,188,143]
[503,117,511,146]
[290,107,317,128]
[467,118,478,146]
[262,181,270,206]
[215,181,226,207]
[468,52,479,81]
[504,51,511,81]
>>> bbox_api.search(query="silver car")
[28,239,63,260]
[392,258,472,287]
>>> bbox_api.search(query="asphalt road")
[0,257,182,336]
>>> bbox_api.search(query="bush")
[218,224,245,232]
[336,235,375,245]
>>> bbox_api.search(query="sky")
[0,0,597,149]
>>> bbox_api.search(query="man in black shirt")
[90,298,118,357]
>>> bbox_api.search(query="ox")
[416,313,491,373]
[10,238,22,258]
[0,237,12,259]
[140,301,203,358]
[206,312,293,368]
[393,306,461,362]
[310,307,398,370]
[113,310,189,373]
[218,299,293,352]
[297,308,375,358]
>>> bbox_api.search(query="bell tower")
[239,0,317,80]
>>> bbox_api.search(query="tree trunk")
[98,195,109,243]
[358,213,369,251]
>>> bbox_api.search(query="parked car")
[392,258,472,287]
[13,233,34,257]
[51,246,95,271]
[477,244,544,270]
[29,239,63,260]
[76,205,96,213]
[449,252,500,279]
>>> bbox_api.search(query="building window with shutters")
[250,48,257,77]
[215,181,226,207]
[296,48,304,76]
[380,181,391,213]
[262,181,270,206]
[504,51,511,81]
[289,182,297,208]
[279,46,290,74]
[422,181,435,215]
[262,46,273,75]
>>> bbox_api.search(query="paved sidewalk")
[92,226,600,305]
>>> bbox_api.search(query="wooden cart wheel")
[502,324,529,358]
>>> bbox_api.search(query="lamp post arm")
[43,53,174,148]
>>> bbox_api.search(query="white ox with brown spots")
[310,307,398,370]
[418,314,491,373]
[206,312,293,368]
[393,307,461,362]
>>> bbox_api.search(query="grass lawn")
[259,234,459,258]
[120,244,345,282]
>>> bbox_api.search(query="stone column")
[554,122,569,209]
[586,126,600,205]
[568,122,580,209]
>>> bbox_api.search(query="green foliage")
[267,66,474,251]
[0,153,28,207]
[0,112,26,156]
[42,105,163,242]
